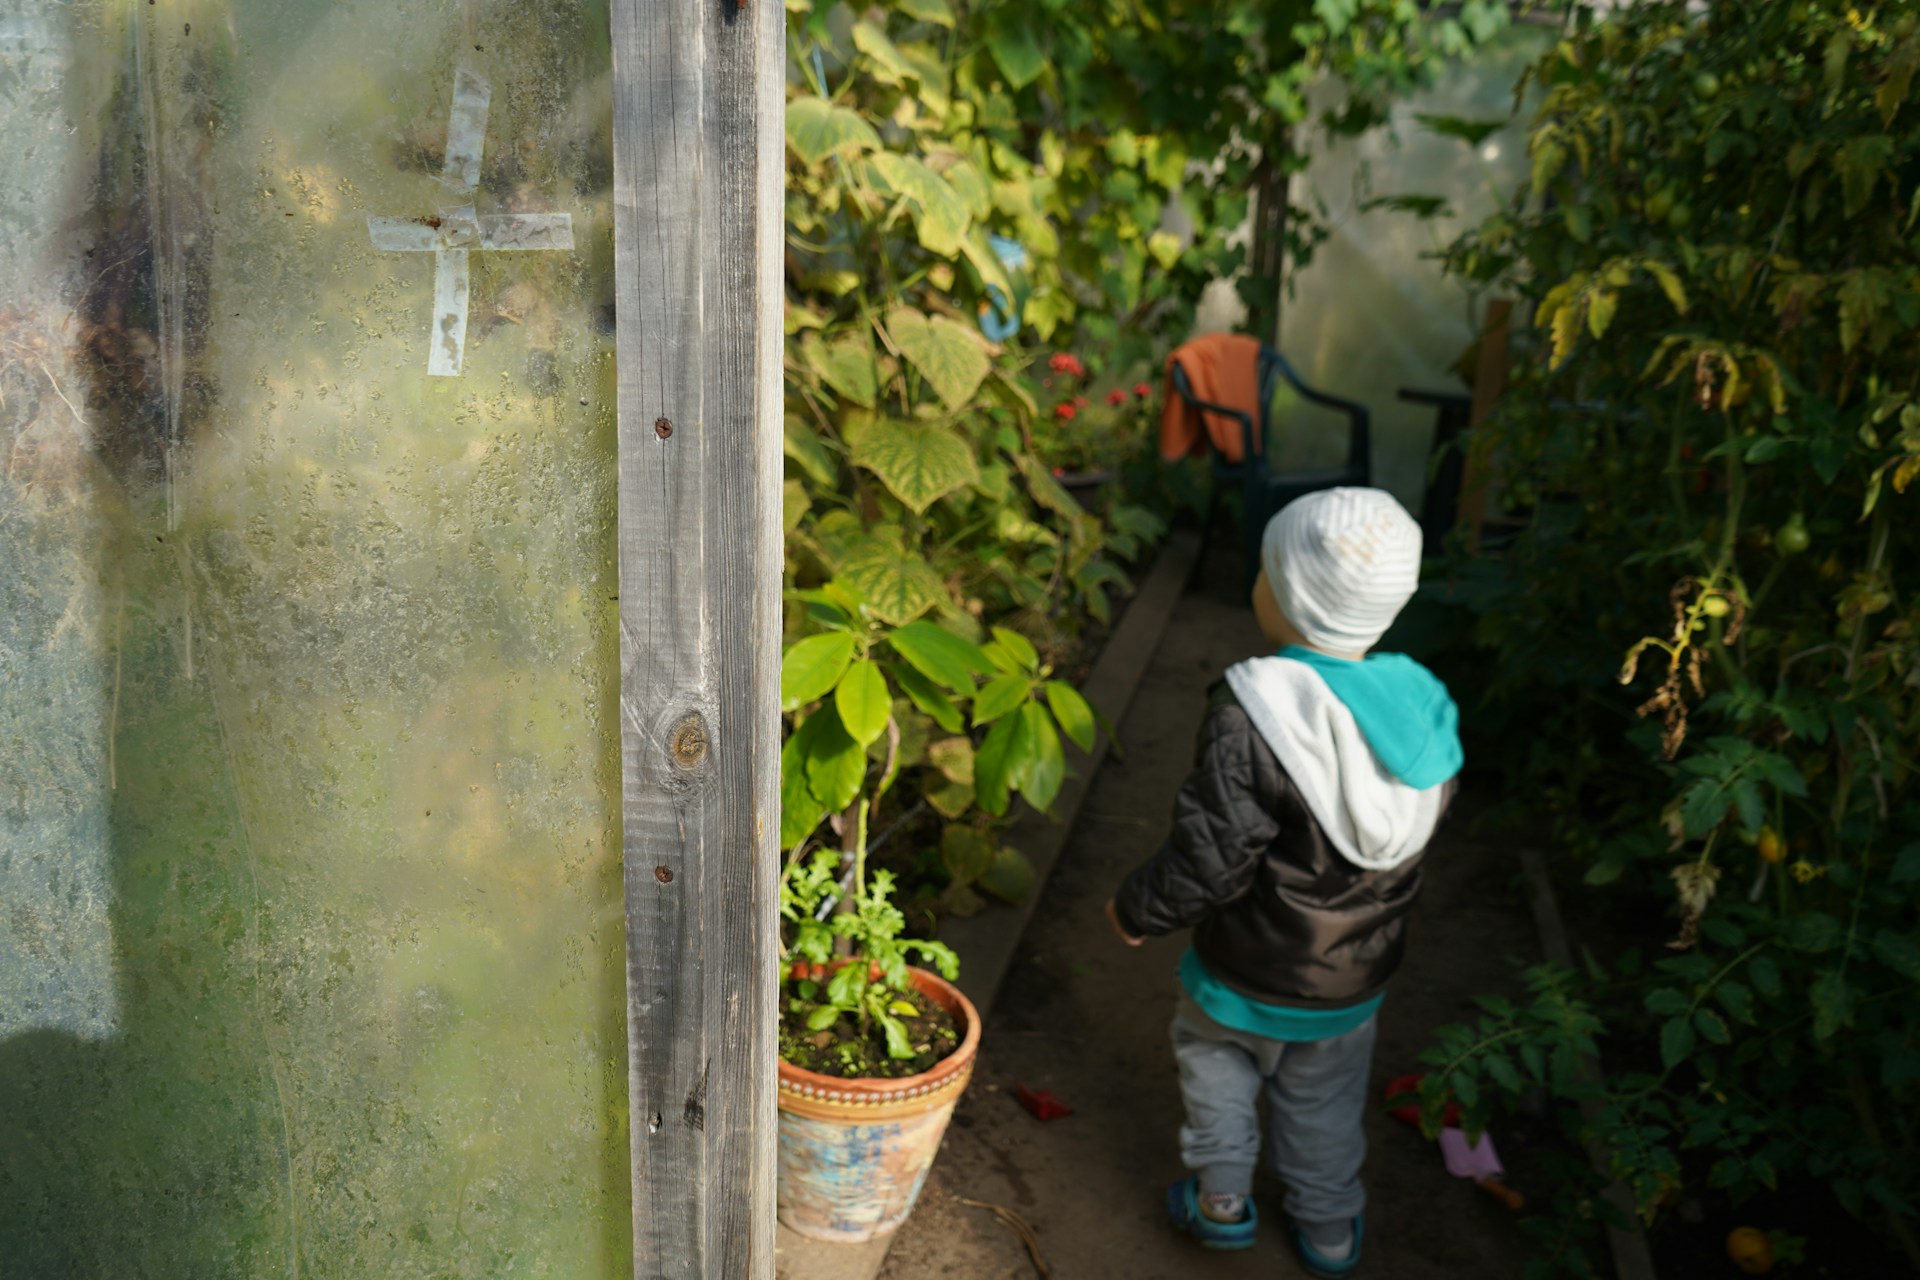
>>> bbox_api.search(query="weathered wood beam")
[610,1,784,1275]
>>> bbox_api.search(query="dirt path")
[880,561,1543,1280]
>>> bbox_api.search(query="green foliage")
[1431,0,1920,1267]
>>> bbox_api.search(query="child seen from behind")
[1105,487,1462,1277]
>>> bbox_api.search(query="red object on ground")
[1015,1084,1074,1121]
[1382,1072,1463,1129]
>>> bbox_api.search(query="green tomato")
[1701,595,1732,618]
[1646,188,1675,222]
[1667,202,1693,230]
[1694,71,1721,98]
[1776,515,1811,555]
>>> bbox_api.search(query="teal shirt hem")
[1179,950,1383,1042]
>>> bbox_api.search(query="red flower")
[1054,402,1078,421]
[1106,389,1129,406]
[1134,382,1152,399]
[1048,353,1087,377]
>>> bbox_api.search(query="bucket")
[775,966,981,1242]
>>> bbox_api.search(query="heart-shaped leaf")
[978,846,1036,904]
[835,659,892,748]
[869,153,971,257]
[785,97,882,166]
[781,631,857,711]
[802,333,879,408]
[888,307,990,411]
[844,417,979,513]
[841,537,947,625]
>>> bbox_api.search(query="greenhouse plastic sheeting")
[0,1,629,1273]
[1276,26,1551,510]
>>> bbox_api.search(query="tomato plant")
[1420,1,1920,1273]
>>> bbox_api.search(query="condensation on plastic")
[1276,26,1553,510]
[0,2,629,1274]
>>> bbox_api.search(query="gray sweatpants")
[1170,994,1376,1226]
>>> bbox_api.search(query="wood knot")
[669,713,709,770]
[654,865,674,884]
[654,416,673,439]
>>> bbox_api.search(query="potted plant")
[775,584,1096,1240]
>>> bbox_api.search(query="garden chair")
[1169,341,1372,596]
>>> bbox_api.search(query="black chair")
[1171,345,1371,596]
[1397,387,1473,557]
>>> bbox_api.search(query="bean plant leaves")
[972,673,1030,726]
[785,97,883,165]
[887,620,993,690]
[784,414,838,487]
[804,704,867,813]
[973,710,1025,815]
[780,720,829,848]
[781,631,857,711]
[889,661,964,734]
[1044,680,1097,752]
[887,307,991,410]
[844,417,979,512]
[835,659,892,748]
[1012,702,1066,811]
[803,333,879,407]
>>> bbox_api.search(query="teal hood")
[1277,647,1462,789]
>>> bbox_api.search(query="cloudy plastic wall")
[1276,26,1551,509]
[0,1,629,1273]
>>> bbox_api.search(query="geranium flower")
[1048,353,1086,377]
[1134,382,1152,399]
[1106,389,1128,406]
[1054,402,1078,421]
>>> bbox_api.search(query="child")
[1104,487,1461,1278]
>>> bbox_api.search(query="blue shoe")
[1164,1177,1258,1250]
[1290,1213,1364,1277]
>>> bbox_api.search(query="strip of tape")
[440,66,490,194]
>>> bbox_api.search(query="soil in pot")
[778,981,960,1079]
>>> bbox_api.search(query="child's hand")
[1105,899,1144,947]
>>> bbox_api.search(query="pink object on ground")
[1437,1126,1504,1179]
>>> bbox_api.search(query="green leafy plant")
[781,848,958,1063]
[1425,0,1920,1271]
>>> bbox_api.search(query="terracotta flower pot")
[775,966,981,1242]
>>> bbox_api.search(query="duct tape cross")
[367,67,574,377]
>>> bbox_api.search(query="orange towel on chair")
[1159,332,1263,463]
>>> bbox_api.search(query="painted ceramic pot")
[775,967,980,1242]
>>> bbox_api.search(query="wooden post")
[610,2,783,1276]
[1456,297,1512,552]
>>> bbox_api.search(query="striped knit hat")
[1261,488,1422,654]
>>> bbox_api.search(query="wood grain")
[610,1,783,1275]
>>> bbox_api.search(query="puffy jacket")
[1112,684,1450,1010]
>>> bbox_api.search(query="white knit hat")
[1261,488,1422,654]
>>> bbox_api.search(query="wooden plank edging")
[1518,848,1660,1280]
